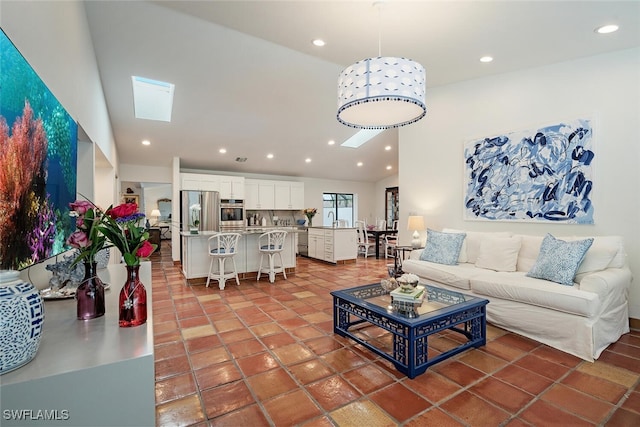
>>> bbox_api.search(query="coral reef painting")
[464,119,594,223]
[0,30,77,270]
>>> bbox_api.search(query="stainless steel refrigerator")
[180,190,219,232]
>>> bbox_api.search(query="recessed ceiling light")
[219,148,227,154]
[385,145,391,151]
[480,56,493,63]
[305,158,312,163]
[312,39,325,47]
[386,165,392,170]
[328,140,335,145]
[595,24,619,34]
[266,153,274,159]
[357,162,363,167]
[142,139,151,146]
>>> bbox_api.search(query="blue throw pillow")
[526,234,594,286]
[419,229,466,265]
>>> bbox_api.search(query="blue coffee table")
[331,283,488,378]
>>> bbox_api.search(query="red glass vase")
[77,261,105,320]
[118,265,147,327]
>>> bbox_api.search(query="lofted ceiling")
[84,1,640,183]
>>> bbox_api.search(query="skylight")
[340,129,384,148]
[131,76,175,122]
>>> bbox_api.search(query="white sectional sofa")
[401,229,632,361]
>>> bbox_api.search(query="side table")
[148,227,161,253]
[395,245,423,265]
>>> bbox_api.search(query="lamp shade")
[337,57,426,129]
[407,216,425,231]
[150,209,161,218]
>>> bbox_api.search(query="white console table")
[0,262,155,427]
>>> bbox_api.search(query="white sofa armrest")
[577,267,632,306]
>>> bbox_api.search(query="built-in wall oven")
[219,199,245,229]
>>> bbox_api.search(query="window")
[323,193,354,227]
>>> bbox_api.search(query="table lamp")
[150,209,161,226]
[407,215,425,248]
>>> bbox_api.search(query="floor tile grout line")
[151,246,640,426]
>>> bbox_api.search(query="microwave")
[219,199,245,229]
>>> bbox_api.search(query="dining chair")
[356,221,375,257]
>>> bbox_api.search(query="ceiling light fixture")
[305,158,312,163]
[141,139,151,146]
[386,165,392,170]
[337,2,426,129]
[219,148,227,154]
[312,39,326,47]
[385,145,391,151]
[595,24,619,34]
[480,56,493,63]
[328,140,335,145]
[266,153,274,159]
[357,162,363,167]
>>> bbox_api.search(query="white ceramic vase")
[0,270,45,375]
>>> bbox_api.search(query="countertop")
[308,226,356,230]
[1,262,153,386]
[180,226,306,237]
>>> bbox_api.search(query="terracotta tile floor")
[150,243,640,426]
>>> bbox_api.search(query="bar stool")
[206,232,242,290]
[257,230,288,283]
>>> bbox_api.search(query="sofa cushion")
[515,234,544,272]
[420,229,466,265]
[566,236,625,275]
[475,236,522,272]
[471,272,600,318]
[443,229,512,264]
[402,259,480,290]
[526,234,594,286]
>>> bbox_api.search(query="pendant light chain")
[377,1,382,57]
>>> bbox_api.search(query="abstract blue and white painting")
[463,119,594,223]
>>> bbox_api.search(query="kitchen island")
[307,226,358,264]
[180,227,302,283]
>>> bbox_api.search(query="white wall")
[119,163,173,184]
[142,184,172,219]
[400,48,640,318]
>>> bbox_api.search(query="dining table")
[366,227,398,259]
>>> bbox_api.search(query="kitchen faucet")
[327,211,337,227]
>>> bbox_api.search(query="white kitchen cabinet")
[332,228,358,262]
[308,228,324,260]
[274,181,304,210]
[307,227,357,263]
[219,176,245,199]
[180,173,220,192]
[245,179,275,210]
[289,182,304,209]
